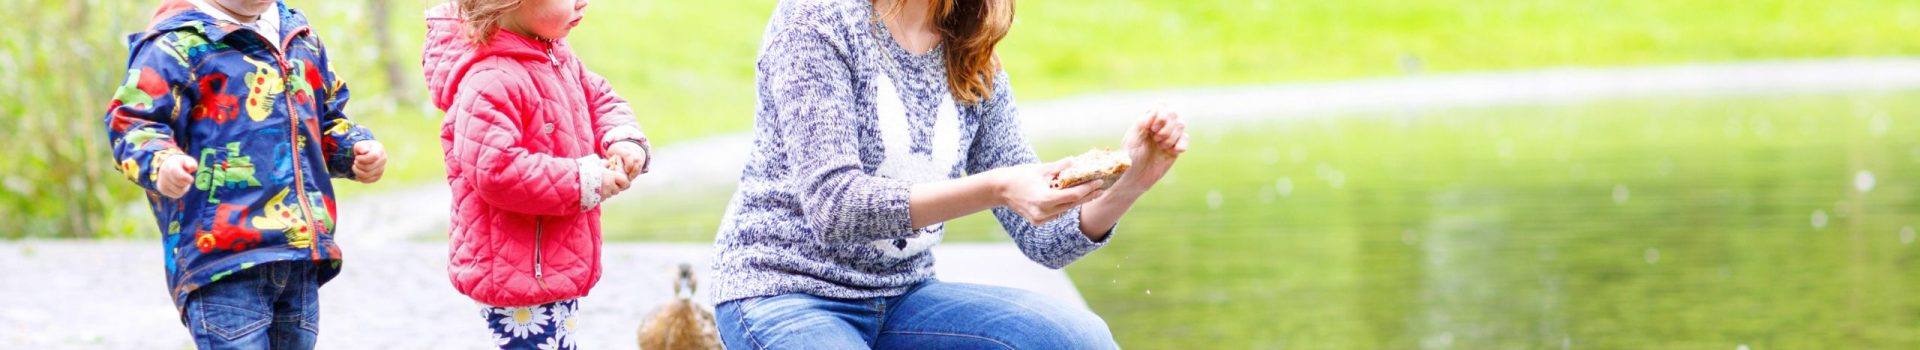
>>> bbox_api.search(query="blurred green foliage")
[1,0,154,238]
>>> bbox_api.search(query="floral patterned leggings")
[480,299,580,350]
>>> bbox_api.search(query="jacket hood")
[422,3,564,111]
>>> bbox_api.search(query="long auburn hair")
[883,0,1014,105]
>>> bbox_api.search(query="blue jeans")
[183,261,322,350]
[716,280,1117,349]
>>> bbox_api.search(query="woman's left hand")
[1115,106,1188,193]
[1069,106,1188,238]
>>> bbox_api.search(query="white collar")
[186,0,275,25]
[186,0,282,47]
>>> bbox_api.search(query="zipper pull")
[534,263,547,289]
[545,40,560,68]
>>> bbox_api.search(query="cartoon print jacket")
[102,0,376,313]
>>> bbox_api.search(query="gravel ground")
[0,240,1082,349]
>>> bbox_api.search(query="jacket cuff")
[577,156,607,209]
[599,124,646,151]
[611,139,652,175]
[140,148,190,193]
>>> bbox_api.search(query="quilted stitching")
[424,4,640,307]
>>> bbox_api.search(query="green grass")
[1004,0,1920,98]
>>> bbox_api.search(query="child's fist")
[157,155,198,199]
[598,168,631,199]
[607,141,648,179]
[353,141,387,184]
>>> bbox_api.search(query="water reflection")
[1064,91,1920,348]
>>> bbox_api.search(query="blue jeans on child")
[183,261,322,350]
[716,280,1118,349]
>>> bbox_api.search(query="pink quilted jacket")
[423,4,647,307]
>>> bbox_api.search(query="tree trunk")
[369,0,412,105]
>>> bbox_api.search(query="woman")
[710,0,1189,347]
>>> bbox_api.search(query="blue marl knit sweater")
[711,0,1112,303]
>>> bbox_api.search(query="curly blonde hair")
[454,0,525,45]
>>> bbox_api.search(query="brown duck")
[638,263,723,350]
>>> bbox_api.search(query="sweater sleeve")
[762,22,917,245]
[965,71,1111,269]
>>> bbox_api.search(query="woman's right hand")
[994,160,1106,225]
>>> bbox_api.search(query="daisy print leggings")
[481,299,580,350]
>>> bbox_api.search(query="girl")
[711,0,1189,348]
[423,0,651,348]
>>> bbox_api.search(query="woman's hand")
[995,160,1107,225]
[1071,106,1190,238]
[1114,106,1188,194]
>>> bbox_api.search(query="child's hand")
[607,141,647,179]
[157,155,198,199]
[598,168,631,199]
[353,141,387,183]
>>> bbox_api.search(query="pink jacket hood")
[423,4,552,112]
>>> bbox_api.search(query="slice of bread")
[1050,149,1131,189]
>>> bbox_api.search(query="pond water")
[1007,90,1920,348]
[607,90,1920,348]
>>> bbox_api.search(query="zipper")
[533,218,547,289]
[544,39,560,69]
[173,23,319,300]
[271,26,324,259]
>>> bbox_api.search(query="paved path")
[0,240,1082,349]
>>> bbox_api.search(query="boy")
[103,0,384,347]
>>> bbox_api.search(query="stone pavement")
[0,240,1084,349]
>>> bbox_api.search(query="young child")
[423,0,650,348]
[103,0,384,348]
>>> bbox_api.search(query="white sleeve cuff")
[578,156,607,209]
